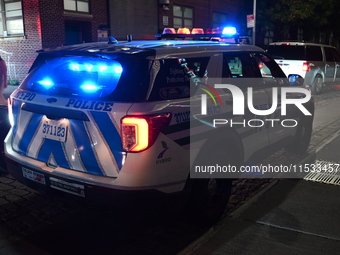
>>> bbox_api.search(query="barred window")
[0,0,24,37]
[173,5,193,29]
[64,0,89,13]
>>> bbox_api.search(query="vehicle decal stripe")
[11,98,21,139]
[37,139,70,168]
[18,113,44,154]
[69,119,104,175]
[90,111,123,170]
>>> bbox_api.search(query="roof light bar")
[156,27,239,41]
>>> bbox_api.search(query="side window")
[324,47,340,62]
[223,53,258,78]
[306,46,323,61]
[253,53,286,79]
[148,57,209,101]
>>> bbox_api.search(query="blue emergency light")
[222,27,237,35]
[38,79,54,88]
[80,83,100,92]
[26,57,123,97]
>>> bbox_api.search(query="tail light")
[8,98,14,126]
[302,62,311,72]
[121,113,171,152]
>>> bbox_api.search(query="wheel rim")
[314,76,322,93]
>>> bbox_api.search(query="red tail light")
[121,113,171,152]
[302,62,311,72]
[8,97,14,126]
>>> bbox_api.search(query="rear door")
[9,53,151,178]
[324,46,337,83]
[324,46,340,83]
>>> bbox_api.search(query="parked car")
[4,30,314,220]
[267,42,340,94]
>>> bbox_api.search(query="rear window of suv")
[20,53,153,102]
[267,45,323,61]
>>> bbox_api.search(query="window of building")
[0,0,24,37]
[213,12,228,28]
[64,0,89,13]
[173,5,193,28]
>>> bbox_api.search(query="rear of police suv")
[4,43,189,203]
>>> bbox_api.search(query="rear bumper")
[5,156,185,208]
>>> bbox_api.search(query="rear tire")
[286,116,313,154]
[186,132,242,222]
[311,74,323,95]
[189,178,232,222]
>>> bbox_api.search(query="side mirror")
[288,74,304,86]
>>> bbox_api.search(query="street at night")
[1,1,340,254]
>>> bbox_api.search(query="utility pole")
[253,0,256,45]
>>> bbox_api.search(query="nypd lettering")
[65,99,113,112]
[16,91,36,101]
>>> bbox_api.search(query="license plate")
[50,177,85,197]
[41,117,68,142]
[22,167,46,184]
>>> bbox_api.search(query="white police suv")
[4,28,314,220]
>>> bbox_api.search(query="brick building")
[109,0,246,40]
[0,0,245,82]
[0,0,108,82]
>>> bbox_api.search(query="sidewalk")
[3,85,17,99]
[182,134,340,255]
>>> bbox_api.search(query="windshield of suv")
[21,53,152,102]
[267,45,323,61]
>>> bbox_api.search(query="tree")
[254,0,340,44]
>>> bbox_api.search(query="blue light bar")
[222,27,237,35]
[80,83,100,92]
[38,79,54,88]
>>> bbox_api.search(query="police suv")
[4,28,314,220]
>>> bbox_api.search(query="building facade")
[0,0,245,82]
[109,0,246,40]
[0,0,108,82]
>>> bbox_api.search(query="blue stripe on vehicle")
[37,139,70,168]
[90,111,123,170]
[69,119,103,175]
[11,98,21,138]
[18,113,44,154]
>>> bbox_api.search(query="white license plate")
[22,167,46,184]
[50,177,85,197]
[42,117,68,142]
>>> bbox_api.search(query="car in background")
[267,42,340,94]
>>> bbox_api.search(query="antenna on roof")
[127,34,132,42]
